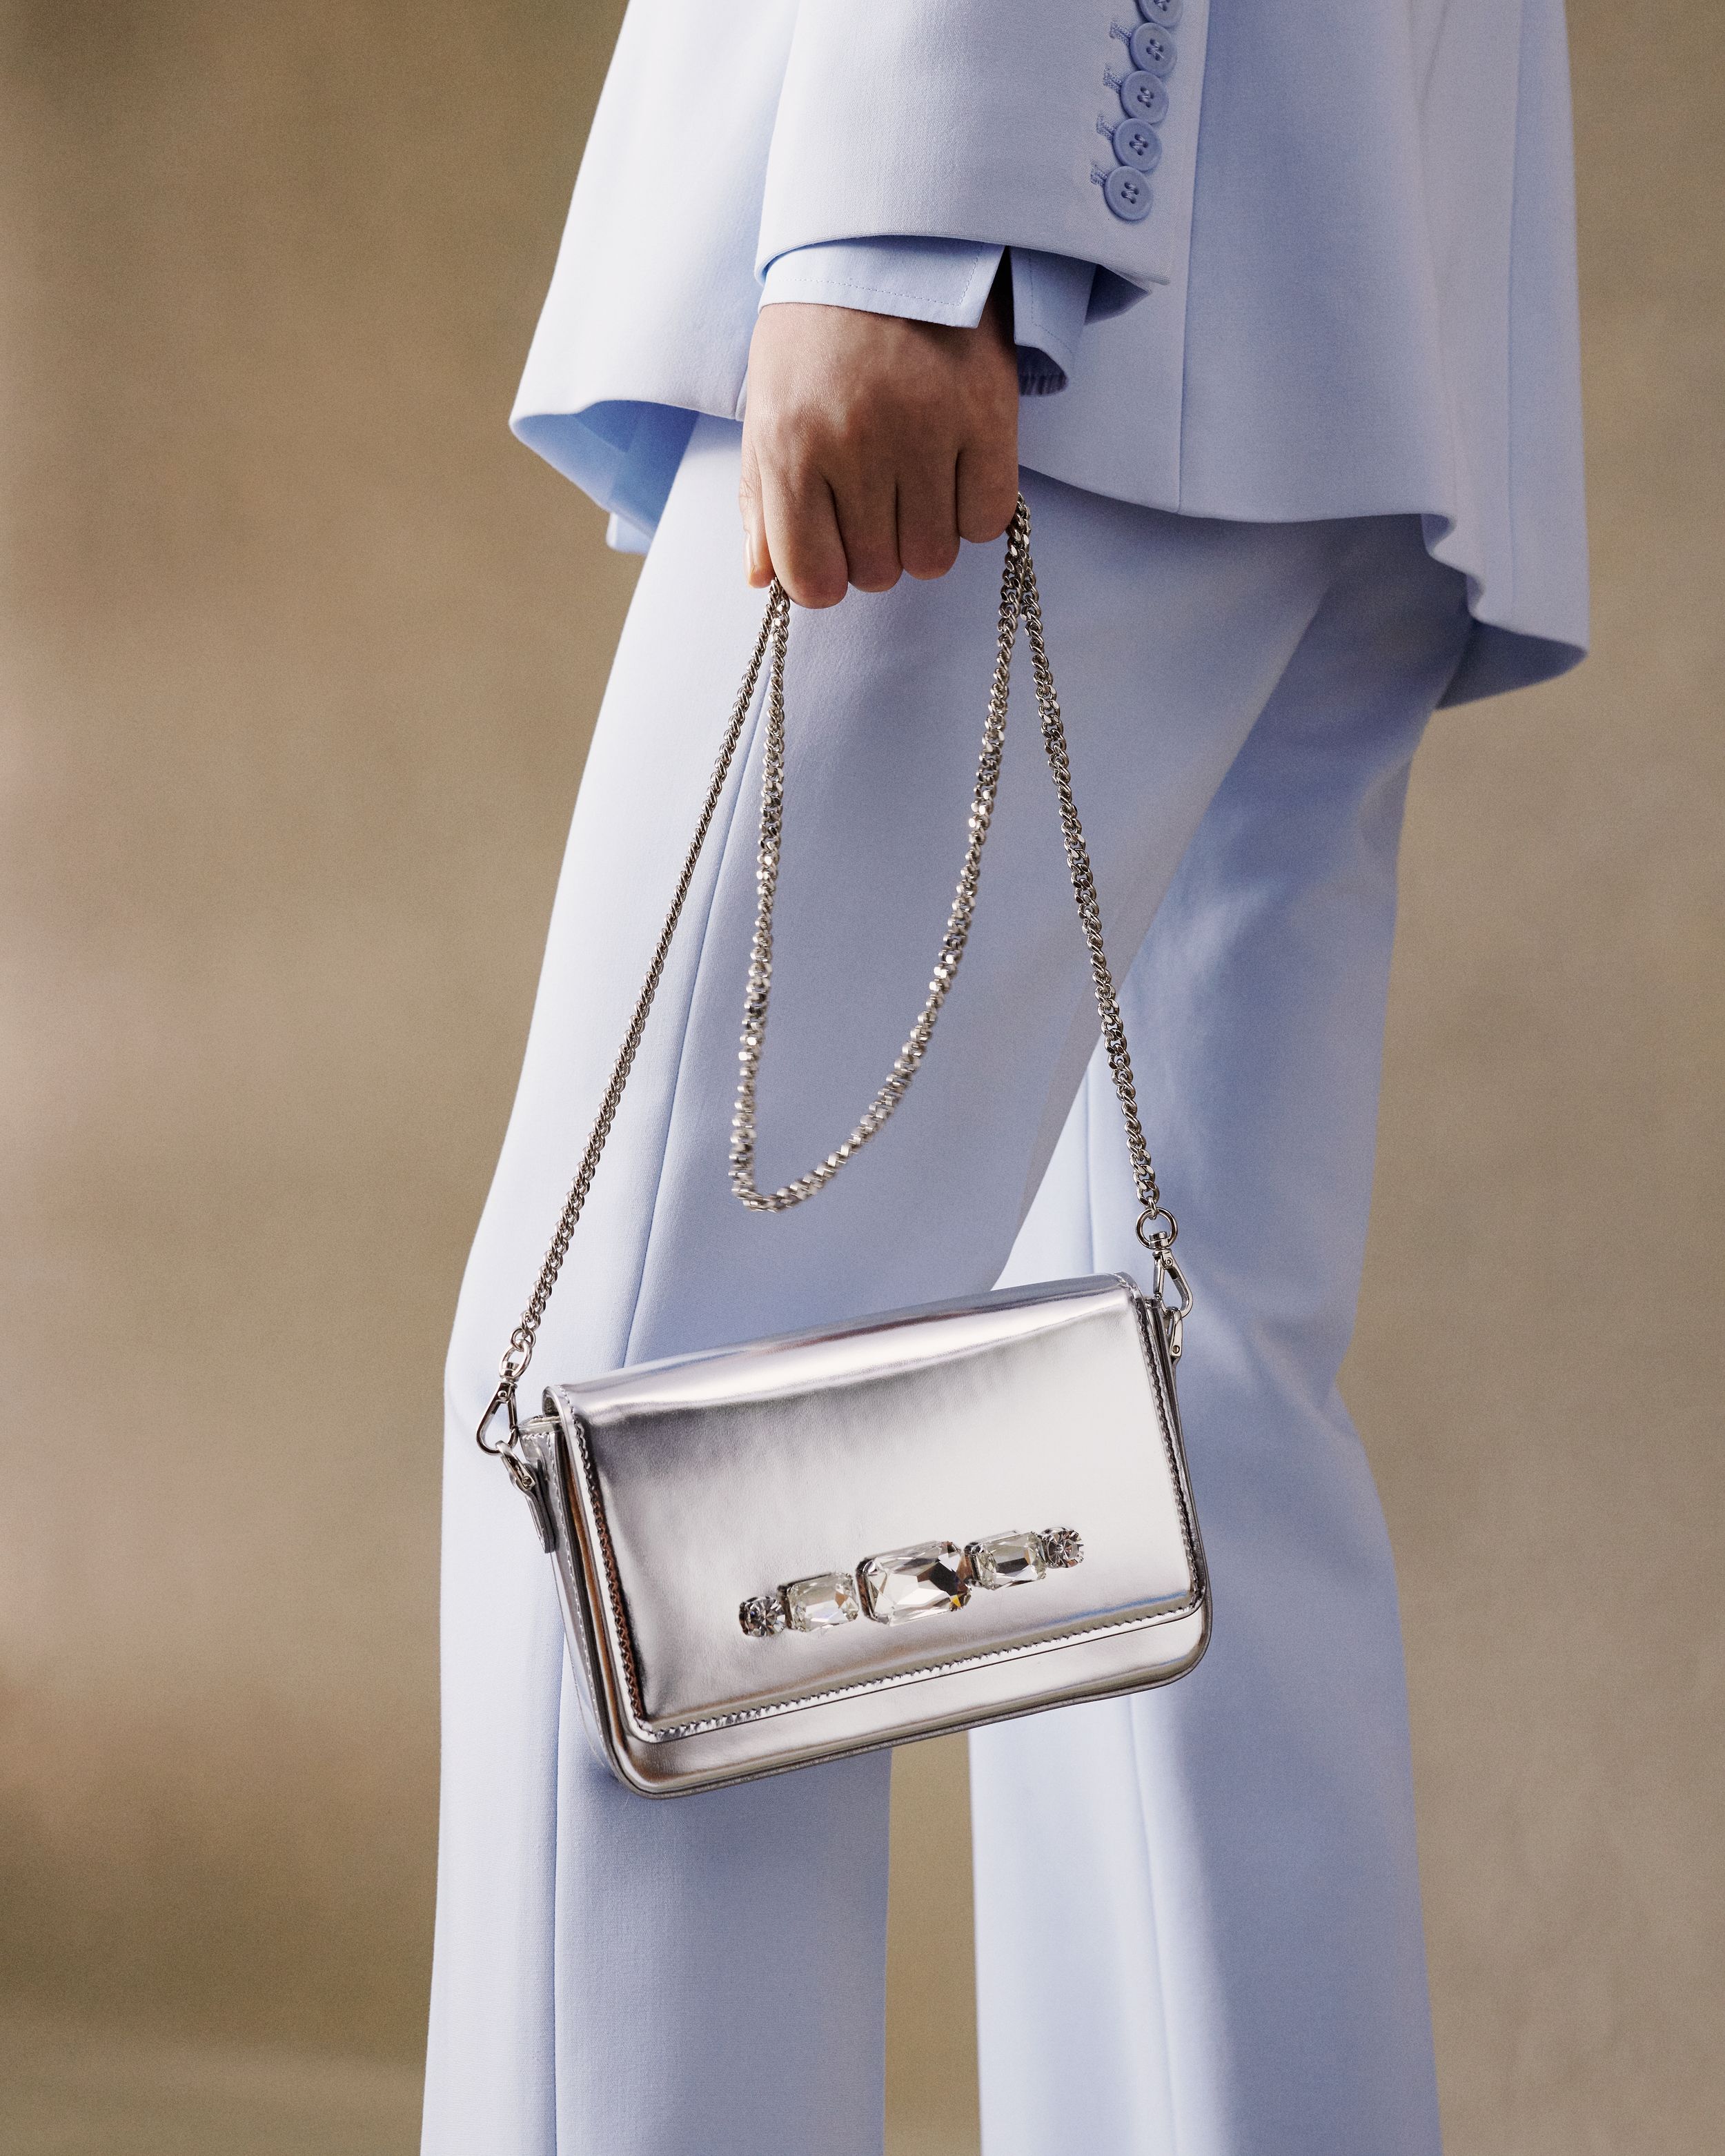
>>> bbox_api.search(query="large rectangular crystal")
[858,1541,970,1624]
[783,1572,859,1631]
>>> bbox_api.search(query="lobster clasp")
[475,1378,522,1458]
[1152,1249,1194,1362]
[477,1382,558,1552]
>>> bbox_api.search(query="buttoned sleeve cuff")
[1007,248,1094,396]
[759,238,1126,397]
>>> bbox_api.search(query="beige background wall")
[1,4,1719,2152]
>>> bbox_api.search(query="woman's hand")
[739,281,1019,609]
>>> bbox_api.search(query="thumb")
[738,435,772,587]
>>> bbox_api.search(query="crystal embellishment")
[966,1530,1047,1590]
[738,1590,787,1638]
[783,1572,860,1632]
[742,1525,1083,1638]
[857,1541,971,1624]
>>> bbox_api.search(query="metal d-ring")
[1135,1205,1179,1254]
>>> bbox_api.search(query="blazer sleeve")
[757,0,1204,294]
[759,239,1103,395]
[511,0,1207,536]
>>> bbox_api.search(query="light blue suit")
[513,0,1585,700]
[424,8,1588,2152]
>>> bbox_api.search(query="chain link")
[477,584,787,1455]
[726,508,1016,1209]
[479,499,1177,1458]
[729,499,1166,1232]
[1016,519,1165,1229]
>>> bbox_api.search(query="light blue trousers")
[422,418,1469,2155]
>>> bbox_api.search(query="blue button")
[1128,23,1176,75]
[1118,70,1169,124]
[1138,0,1181,23]
[1113,117,1161,172]
[1103,166,1154,222]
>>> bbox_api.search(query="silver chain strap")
[478,499,1188,1473]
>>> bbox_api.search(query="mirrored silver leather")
[517,1274,1209,1796]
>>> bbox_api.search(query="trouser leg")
[972,519,1471,2155]
[422,421,1420,2155]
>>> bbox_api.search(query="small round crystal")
[738,1592,787,1638]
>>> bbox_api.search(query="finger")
[895,455,962,582]
[760,466,849,609]
[829,466,902,594]
[956,433,1020,546]
[738,435,772,587]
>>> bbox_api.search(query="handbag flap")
[547,1274,1200,1739]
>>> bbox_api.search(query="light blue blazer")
[513,0,1588,703]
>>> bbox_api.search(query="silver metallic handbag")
[477,501,1208,1796]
